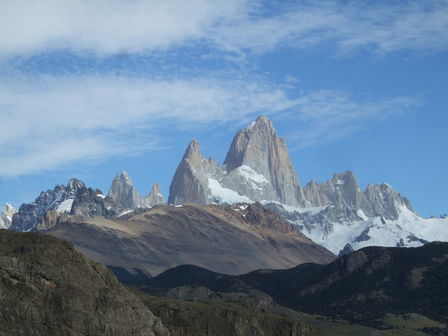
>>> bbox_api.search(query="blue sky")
[0,0,447,217]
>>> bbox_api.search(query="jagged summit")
[108,171,140,209]
[184,139,201,157]
[109,171,165,210]
[67,178,86,190]
[169,116,305,206]
[224,115,278,171]
[303,170,412,216]
[11,178,116,232]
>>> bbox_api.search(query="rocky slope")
[240,242,448,327]
[10,178,117,232]
[0,230,168,336]
[136,243,448,332]
[0,203,16,229]
[169,116,305,206]
[39,202,334,276]
[108,171,165,210]
[139,293,317,336]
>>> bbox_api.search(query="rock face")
[0,203,16,229]
[304,171,363,209]
[109,171,165,210]
[272,170,429,255]
[303,171,412,219]
[41,203,335,276]
[0,230,168,336]
[108,171,140,209]
[168,139,226,205]
[362,183,413,219]
[169,117,304,206]
[140,291,317,336]
[10,178,116,232]
[222,116,305,206]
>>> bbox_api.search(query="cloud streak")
[0,75,419,176]
[0,74,296,176]
[0,1,447,58]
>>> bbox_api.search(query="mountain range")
[5,116,448,256]
[2,116,448,335]
[36,202,334,276]
[167,116,448,254]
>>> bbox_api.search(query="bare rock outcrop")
[0,230,169,336]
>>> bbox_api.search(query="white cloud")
[0,74,295,176]
[0,1,447,57]
[0,0,246,56]
[211,1,448,55]
[0,75,419,176]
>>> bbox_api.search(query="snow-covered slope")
[0,203,17,229]
[264,201,448,255]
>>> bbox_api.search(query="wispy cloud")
[286,90,420,149]
[0,75,419,176]
[0,1,434,177]
[0,1,447,58]
[0,74,296,176]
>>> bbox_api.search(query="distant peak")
[67,178,86,190]
[120,170,130,177]
[332,170,355,180]
[150,183,161,194]
[183,139,203,160]
[118,170,133,183]
[381,183,393,189]
[188,138,200,148]
[246,115,275,134]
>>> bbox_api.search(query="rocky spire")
[168,139,221,205]
[304,171,415,220]
[362,183,413,219]
[327,171,363,209]
[67,178,86,190]
[140,183,165,208]
[108,171,140,210]
[222,116,305,206]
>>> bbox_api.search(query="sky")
[0,0,447,217]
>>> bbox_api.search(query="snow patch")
[208,178,252,204]
[264,201,326,215]
[237,165,269,190]
[357,209,369,221]
[175,204,184,208]
[56,199,73,213]
[96,193,106,199]
[118,209,134,217]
